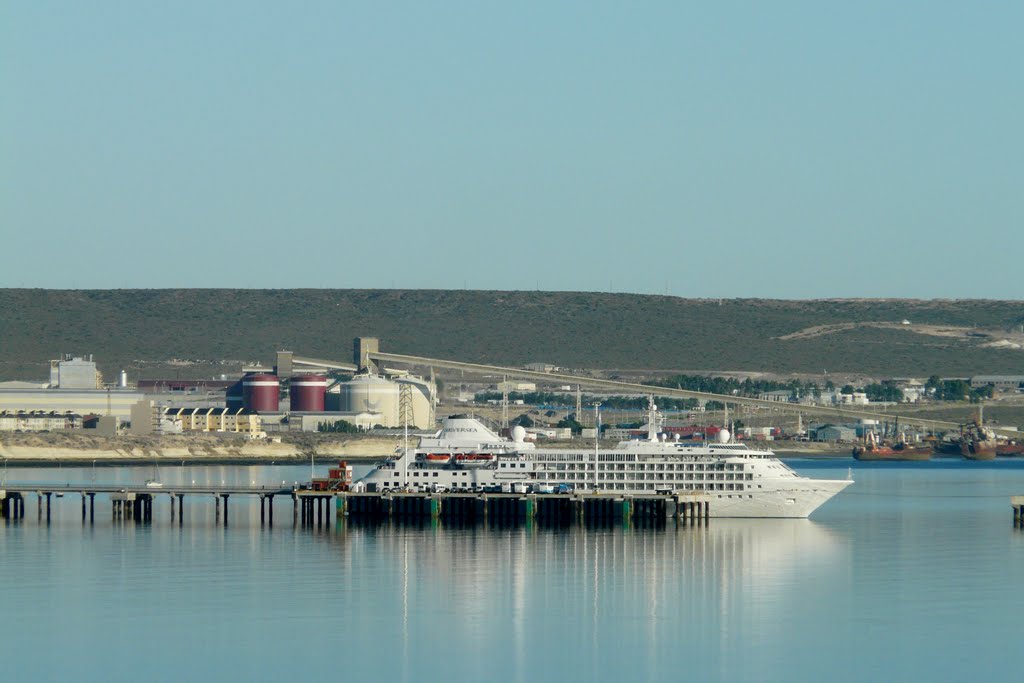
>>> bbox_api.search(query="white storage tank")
[336,373,432,429]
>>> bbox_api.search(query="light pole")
[593,402,602,491]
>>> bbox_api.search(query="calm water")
[2,459,1024,682]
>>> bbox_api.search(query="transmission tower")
[398,382,415,430]
[501,375,509,429]
[428,367,437,426]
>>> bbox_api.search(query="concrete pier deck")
[0,484,711,527]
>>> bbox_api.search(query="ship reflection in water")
[329,519,849,681]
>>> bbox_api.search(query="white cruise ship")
[360,404,852,518]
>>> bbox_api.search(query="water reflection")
[327,518,847,681]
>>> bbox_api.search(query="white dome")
[511,425,527,443]
[717,429,731,444]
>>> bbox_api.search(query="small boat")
[146,459,164,486]
[423,453,452,464]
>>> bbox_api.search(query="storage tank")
[338,374,400,423]
[243,373,280,412]
[337,373,432,428]
[290,375,327,412]
[226,380,244,409]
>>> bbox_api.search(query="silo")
[290,375,327,412]
[243,373,280,412]
[226,380,245,409]
[338,374,401,425]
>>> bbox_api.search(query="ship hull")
[962,441,997,461]
[997,443,1024,457]
[853,447,932,462]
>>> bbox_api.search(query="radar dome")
[717,429,731,444]
[511,425,527,443]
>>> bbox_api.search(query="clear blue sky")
[3,2,1021,297]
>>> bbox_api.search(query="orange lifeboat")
[455,453,495,466]
[424,453,452,464]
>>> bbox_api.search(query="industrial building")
[0,411,83,432]
[49,355,102,389]
[1,341,436,436]
[970,375,1024,392]
[0,388,145,421]
[0,355,143,422]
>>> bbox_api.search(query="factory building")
[0,388,145,422]
[970,375,1024,392]
[49,355,102,389]
[285,412,384,432]
[0,355,144,423]
[0,411,83,432]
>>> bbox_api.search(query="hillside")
[1,290,1023,381]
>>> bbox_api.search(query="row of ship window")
[544,473,748,488]
[377,481,755,492]
[500,454,751,466]
[499,462,747,472]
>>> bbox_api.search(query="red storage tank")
[290,375,327,412]
[243,373,280,412]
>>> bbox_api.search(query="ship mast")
[647,396,658,442]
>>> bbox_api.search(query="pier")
[0,484,336,528]
[0,485,710,527]
[339,491,710,525]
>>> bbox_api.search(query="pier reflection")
[327,518,848,680]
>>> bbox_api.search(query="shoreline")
[0,434,401,465]
[0,433,857,466]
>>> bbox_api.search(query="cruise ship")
[360,403,852,518]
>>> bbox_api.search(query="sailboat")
[145,459,163,488]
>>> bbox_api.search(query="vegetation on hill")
[1,289,1023,381]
